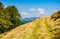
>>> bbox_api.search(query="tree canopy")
[0,2,22,34]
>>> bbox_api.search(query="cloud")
[38,8,45,14]
[21,12,28,15]
[21,8,45,18]
[21,12,30,18]
[29,8,45,14]
[29,8,36,11]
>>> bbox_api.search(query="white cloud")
[21,12,28,15]
[29,8,45,14]
[29,8,36,11]
[21,12,30,18]
[21,8,45,18]
[38,8,45,14]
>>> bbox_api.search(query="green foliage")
[6,6,22,26]
[0,2,4,10]
[0,2,22,34]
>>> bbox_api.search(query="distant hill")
[0,11,60,39]
[22,17,39,23]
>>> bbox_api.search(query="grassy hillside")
[0,16,60,39]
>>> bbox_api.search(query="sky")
[0,0,60,18]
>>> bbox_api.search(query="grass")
[0,16,60,39]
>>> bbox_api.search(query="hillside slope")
[0,16,60,39]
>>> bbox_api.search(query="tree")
[6,6,22,27]
[0,2,4,10]
[0,2,22,34]
[0,2,13,33]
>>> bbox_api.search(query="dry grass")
[0,16,60,39]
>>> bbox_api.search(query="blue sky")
[0,0,60,18]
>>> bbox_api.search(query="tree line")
[0,2,22,34]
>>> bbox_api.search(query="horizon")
[0,0,60,18]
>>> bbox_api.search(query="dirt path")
[38,17,53,39]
